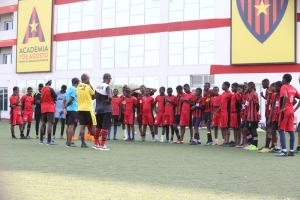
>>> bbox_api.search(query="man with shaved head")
[76,74,96,148]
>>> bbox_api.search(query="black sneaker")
[275,151,288,157]
[228,143,236,147]
[220,143,227,147]
[81,143,89,148]
[189,140,197,145]
[107,138,110,140]
[288,151,295,156]
[258,146,265,151]
[12,136,17,140]
[113,138,118,140]
[20,135,26,139]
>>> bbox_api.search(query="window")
[101,33,159,68]
[169,0,215,22]
[191,75,214,88]
[0,88,8,111]
[4,22,13,30]
[111,76,159,92]
[3,54,12,64]
[56,39,94,70]
[168,76,191,89]
[102,0,160,28]
[57,1,94,33]
[169,30,215,65]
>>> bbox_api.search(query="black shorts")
[203,112,211,123]
[42,112,55,123]
[96,113,112,130]
[112,115,119,124]
[174,115,180,124]
[66,111,78,126]
[78,111,96,126]
[271,121,278,130]
[245,121,259,129]
[239,120,249,129]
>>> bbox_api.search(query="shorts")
[179,112,192,127]
[124,114,134,125]
[230,112,241,129]
[23,112,33,123]
[112,115,119,124]
[55,111,66,119]
[137,114,142,124]
[174,115,181,124]
[155,114,164,126]
[279,112,294,132]
[78,111,97,126]
[96,113,112,129]
[212,114,221,127]
[142,114,154,126]
[219,111,230,128]
[239,120,249,129]
[193,117,202,127]
[246,121,259,129]
[10,113,23,126]
[203,112,211,124]
[162,115,174,126]
[271,121,278,130]
[66,111,78,126]
[42,112,55,123]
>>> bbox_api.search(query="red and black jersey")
[221,92,232,113]
[271,93,280,122]
[264,90,270,118]
[246,92,260,122]
[230,93,242,113]
[176,94,183,115]
[204,90,214,113]
[193,96,205,118]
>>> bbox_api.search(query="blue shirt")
[55,91,66,119]
[66,86,78,111]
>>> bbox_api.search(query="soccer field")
[0,121,299,200]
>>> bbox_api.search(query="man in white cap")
[39,76,58,145]
[93,73,112,150]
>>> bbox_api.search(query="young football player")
[230,83,242,147]
[21,87,34,139]
[108,89,120,140]
[141,88,155,141]
[163,87,177,143]
[53,85,67,139]
[211,86,221,145]
[203,83,215,145]
[34,84,43,138]
[154,87,166,142]
[9,87,23,139]
[173,85,183,143]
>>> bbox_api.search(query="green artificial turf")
[0,121,299,200]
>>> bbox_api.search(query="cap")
[44,75,52,84]
[103,73,112,79]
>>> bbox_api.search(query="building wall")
[0,0,300,120]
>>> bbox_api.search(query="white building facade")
[0,0,300,120]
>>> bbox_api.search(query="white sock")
[155,134,158,139]
[161,135,164,140]
[123,129,127,138]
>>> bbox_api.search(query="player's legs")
[121,113,127,140]
[173,115,181,142]
[94,113,102,146]
[52,118,59,138]
[130,124,135,141]
[205,112,213,144]
[296,124,300,153]
[99,113,111,149]
[10,124,16,139]
[113,116,118,140]
[214,126,219,145]
[165,126,169,141]
[60,118,66,139]
[179,126,185,143]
